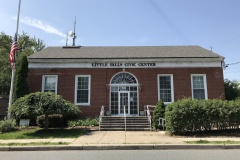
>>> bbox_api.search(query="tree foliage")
[0,32,45,95]
[0,32,12,94]
[224,79,240,100]
[13,55,29,101]
[10,92,80,130]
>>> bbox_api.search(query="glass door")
[119,91,130,115]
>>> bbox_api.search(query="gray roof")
[28,46,223,60]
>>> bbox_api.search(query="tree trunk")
[45,114,49,130]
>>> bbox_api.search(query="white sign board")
[19,119,30,126]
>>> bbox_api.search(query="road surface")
[1,150,240,160]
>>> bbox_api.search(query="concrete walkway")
[71,131,184,145]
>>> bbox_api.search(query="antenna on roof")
[68,16,77,46]
[65,32,68,46]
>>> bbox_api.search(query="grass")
[0,142,69,146]
[0,128,85,139]
[185,140,240,144]
[175,129,240,137]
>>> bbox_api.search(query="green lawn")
[0,142,69,146]
[185,140,240,144]
[0,128,85,139]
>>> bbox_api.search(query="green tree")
[0,32,45,95]
[224,79,240,100]
[10,92,80,130]
[13,55,29,101]
[0,32,12,94]
[152,100,165,130]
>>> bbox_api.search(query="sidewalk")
[71,131,184,145]
[1,131,240,151]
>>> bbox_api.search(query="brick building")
[28,46,225,117]
[0,95,8,120]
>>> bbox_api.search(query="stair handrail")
[99,105,104,131]
[145,105,153,131]
[144,105,156,116]
[124,105,126,131]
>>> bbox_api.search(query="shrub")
[0,118,16,132]
[152,100,165,130]
[165,98,194,133]
[68,117,99,127]
[165,98,237,134]
[36,114,64,128]
[10,92,80,130]
[228,100,240,129]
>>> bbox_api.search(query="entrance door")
[119,91,130,115]
[110,72,139,116]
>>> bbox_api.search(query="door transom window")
[111,72,137,84]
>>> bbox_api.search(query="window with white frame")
[191,74,208,100]
[75,75,91,105]
[158,75,174,103]
[42,75,58,93]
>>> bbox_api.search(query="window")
[111,72,137,84]
[75,75,91,105]
[191,74,208,100]
[158,75,174,103]
[42,75,58,93]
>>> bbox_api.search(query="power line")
[225,62,240,68]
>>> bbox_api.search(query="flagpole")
[8,0,21,120]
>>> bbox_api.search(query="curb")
[9,146,83,151]
[82,144,154,150]
[1,144,240,151]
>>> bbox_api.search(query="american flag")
[9,34,18,70]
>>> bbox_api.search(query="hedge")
[152,100,165,130]
[165,98,240,134]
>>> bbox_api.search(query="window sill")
[75,103,91,106]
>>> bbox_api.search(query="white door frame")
[118,91,130,115]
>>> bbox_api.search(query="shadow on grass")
[0,128,85,139]
[175,129,240,137]
[24,128,85,139]
[185,140,240,144]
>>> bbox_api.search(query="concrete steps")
[99,116,151,131]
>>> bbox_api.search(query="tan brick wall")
[28,67,225,117]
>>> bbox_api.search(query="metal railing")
[124,105,126,131]
[99,105,104,131]
[144,105,156,116]
[145,105,154,130]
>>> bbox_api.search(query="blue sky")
[1,0,240,81]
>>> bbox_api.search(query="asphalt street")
[1,150,240,160]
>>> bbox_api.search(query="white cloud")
[17,16,66,38]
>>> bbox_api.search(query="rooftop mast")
[68,16,77,46]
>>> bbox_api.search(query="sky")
[1,0,240,81]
